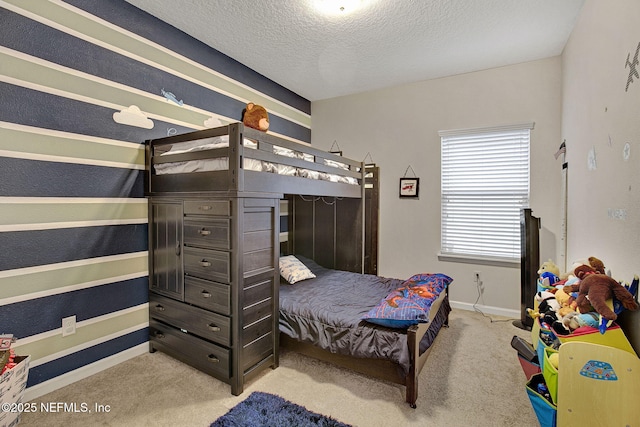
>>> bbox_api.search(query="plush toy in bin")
[563,265,639,323]
[537,259,560,285]
[242,102,269,132]
[527,291,559,319]
[552,311,600,335]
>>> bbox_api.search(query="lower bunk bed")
[278,256,452,408]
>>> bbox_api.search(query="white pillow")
[279,255,316,284]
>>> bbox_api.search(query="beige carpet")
[19,309,538,427]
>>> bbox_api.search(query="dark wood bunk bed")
[145,122,451,407]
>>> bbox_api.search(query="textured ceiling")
[125,0,585,102]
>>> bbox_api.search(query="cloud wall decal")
[113,105,154,129]
[204,116,224,128]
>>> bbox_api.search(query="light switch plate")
[62,315,76,337]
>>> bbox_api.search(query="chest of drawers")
[148,196,279,395]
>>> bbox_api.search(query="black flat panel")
[292,196,313,258]
[314,200,335,269]
[335,198,363,272]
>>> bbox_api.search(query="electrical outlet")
[62,315,76,337]
[474,271,483,292]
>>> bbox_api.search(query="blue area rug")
[211,391,352,427]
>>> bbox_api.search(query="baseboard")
[450,300,520,319]
[23,343,149,402]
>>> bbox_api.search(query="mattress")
[278,256,451,374]
[154,135,358,185]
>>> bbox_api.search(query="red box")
[518,354,541,379]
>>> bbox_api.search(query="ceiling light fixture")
[315,0,365,16]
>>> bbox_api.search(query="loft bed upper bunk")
[145,122,365,199]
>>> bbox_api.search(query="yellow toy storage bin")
[557,342,640,426]
[556,324,636,355]
[542,347,559,405]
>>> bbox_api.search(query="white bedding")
[154,135,358,185]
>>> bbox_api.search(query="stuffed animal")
[564,265,639,321]
[554,287,572,306]
[538,259,560,278]
[242,102,269,131]
[555,287,577,317]
[564,274,579,288]
[552,311,600,336]
[588,256,606,274]
[537,290,560,313]
[527,291,560,324]
[563,265,597,291]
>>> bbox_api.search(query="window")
[439,123,533,263]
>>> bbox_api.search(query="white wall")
[562,0,640,279]
[562,0,640,349]
[312,57,563,315]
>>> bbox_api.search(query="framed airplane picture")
[399,177,419,198]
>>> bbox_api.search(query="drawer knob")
[199,205,212,211]
[200,260,211,267]
[207,354,220,363]
[155,304,165,312]
[208,323,221,332]
[154,331,165,339]
[201,291,212,298]
[198,228,211,236]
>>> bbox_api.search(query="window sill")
[437,253,519,269]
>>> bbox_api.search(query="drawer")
[149,319,230,380]
[184,200,230,217]
[242,332,274,372]
[244,278,273,307]
[150,294,231,347]
[184,276,231,316]
[243,297,273,326]
[242,314,273,344]
[184,218,230,250]
[184,247,230,283]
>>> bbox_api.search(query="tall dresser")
[147,195,279,395]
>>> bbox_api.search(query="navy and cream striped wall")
[0,0,310,399]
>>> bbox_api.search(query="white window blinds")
[439,123,532,261]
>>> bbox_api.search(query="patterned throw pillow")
[279,255,316,284]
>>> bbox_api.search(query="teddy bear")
[242,102,269,131]
[537,259,560,285]
[587,256,606,274]
[554,287,577,317]
[563,265,639,321]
